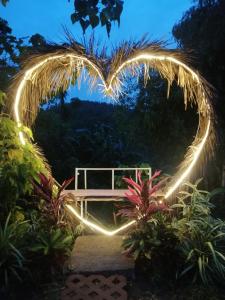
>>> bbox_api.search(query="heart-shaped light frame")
[8,39,215,235]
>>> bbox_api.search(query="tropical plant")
[0,90,5,107]
[117,170,169,225]
[179,217,225,284]
[122,212,181,285]
[122,221,160,260]
[33,173,74,226]
[30,228,73,263]
[0,114,47,218]
[172,180,215,219]
[171,180,225,284]
[122,213,176,257]
[119,171,178,278]
[171,180,224,239]
[0,213,29,290]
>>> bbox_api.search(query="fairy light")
[14,53,106,144]
[66,204,136,236]
[105,53,201,93]
[14,52,209,144]
[165,119,211,199]
[13,50,212,234]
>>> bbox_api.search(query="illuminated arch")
[8,39,215,234]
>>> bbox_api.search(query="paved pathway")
[62,235,133,299]
[68,235,134,273]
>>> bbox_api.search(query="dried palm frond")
[6,35,216,199]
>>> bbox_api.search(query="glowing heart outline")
[10,42,215,235]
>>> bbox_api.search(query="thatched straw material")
[7,36,216,199]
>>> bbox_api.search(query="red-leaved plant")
[117,171,169,223]
[33,173,74,226]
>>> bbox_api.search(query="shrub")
[32,173,74,226]
[121,176,225,286]
[171,180,225,284]
[179,217,225,284]
[0,213,29,291]
[172,179,215,221]
[119,171,179,281]
[123,213,180,261]
[29,227,73,281]
[0,114,47,219]
[117,170,169,226]
[30,228,72,258]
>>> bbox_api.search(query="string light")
[66,204,136,236]
[13,51,212,235]
[14,53,107,145]
[165,119,211,199]
[14,52,207,146]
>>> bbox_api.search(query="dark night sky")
[0,0,192,101]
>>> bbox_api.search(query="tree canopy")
[0,0,9,7]
[173,0,225,158]
[0,0,124,36]
[70,0,124,36]
[173,0,225,95]
[0,18,23,90]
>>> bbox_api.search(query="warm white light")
[106,53,200,92]
[14,52,205,145]
[14,54,106,144]
[18,130,25,145]
[165,120,211,199]
[13,51,212,204]
[66,204,136,236]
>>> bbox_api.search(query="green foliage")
[134,75,198,172]
[0,90,6,110]
[123,213,181,283]
[0,18,24,91]
[70,0,124,36]
[123,214,178,260]
[1,0,124,36]
[30,228,73,258]
[0,18,51,92]
[109,73,198,175]
[179,217,225,284]
[172,180,215,221]
[34,81,197,184]
[117,170,168,223]
[33,173,74,226]
[0,114,47,218]
[120,171,176,277]
[29,33,47,48]
[173,0,225,182]
[171,180,224,239]
[173,0,225,95]
[0,210,74,296]
[0,0,9,7]
[171,180,225,284]
[34,99,143,182]
[29,227,74,279]
[123,179,225,285]
[193,0,218,7]
[0,213,28,289]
